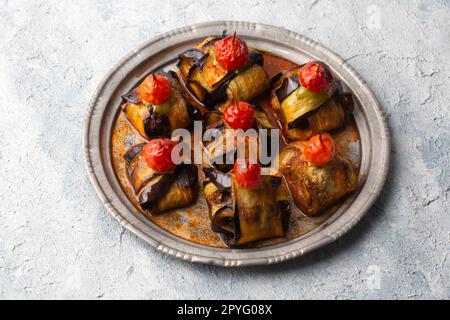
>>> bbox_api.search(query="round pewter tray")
[83,21,389,266]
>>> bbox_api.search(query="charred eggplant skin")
[124,144,198,215]
[174,164,199,191]
[121,91,140,105]
[278,141,358,216]
[203,168,289,246]
[139,174,174,211]
[124,143,146,165]
[124,143,158,194]
[178,34,269,109]
[148,165,198,214]
[204,167,232,190]
[143,105,172,138]
[275,73,300,103]
[203,168,235,236]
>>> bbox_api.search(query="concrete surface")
[0,0,449,300]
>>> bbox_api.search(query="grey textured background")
[0,0,449,300]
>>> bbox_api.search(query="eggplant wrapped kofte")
[178,34,270,109]
[121,71,199,140]
[124,139,198,215]
[202,101,277,173]
[203,161,290,246]
[271,62,354,141]
[278,134,358,217]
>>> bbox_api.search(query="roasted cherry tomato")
[223,101,254,130]
[138,74,172,105]
[299,61,333,93]
[234,159,263,189]
[303,133,336,166]
[143,138,177,172]
[215,35,249,71]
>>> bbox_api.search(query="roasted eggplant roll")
[178,35,270,109]
[203,168,290,246]
[121,71,198,140]
[202,106,276,173]
[124,143,198,214]
[278,141,358,216]
[271,66,354,140]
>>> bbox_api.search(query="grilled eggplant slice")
[121,71,196,140]
[203,169,235,235]
[203,168,289,246]
[278,141,358,216]
[145,165,198,214]
[124,143,158,193]
[203,125,238,173]
[124,144,198,215]
[202,106,276,173]
[178,35,269,109]
[271,66,354,140]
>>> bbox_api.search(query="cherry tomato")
[143,138,177,172]
[223,101,254,130]
[299,61,333,93]
[234,159,263,189]
[303,133,336,166]
[215,35,249,71]
[138,74,172,105]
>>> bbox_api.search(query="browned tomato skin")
[223,101,255,130]
[215,36,249,71]
[143,138,177,173]
[138,74,172,105]
[299,61,333,93]
[303,133,336,166]
[234,159,263,189]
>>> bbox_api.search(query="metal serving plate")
[83,21,389,266]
